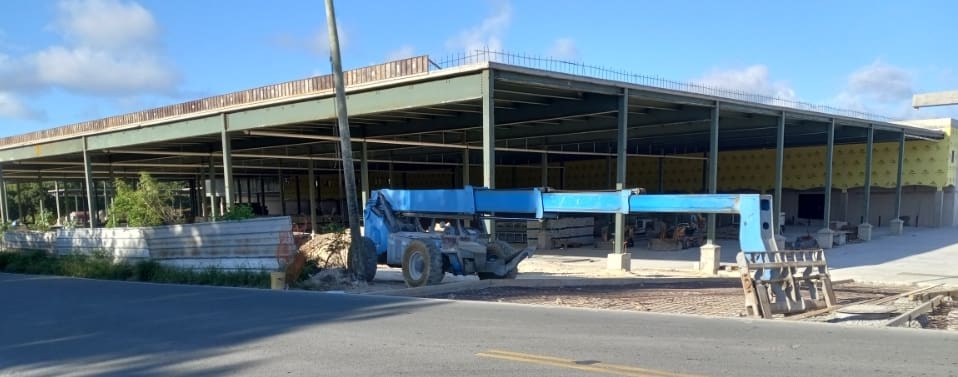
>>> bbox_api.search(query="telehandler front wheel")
[401,239,444,287]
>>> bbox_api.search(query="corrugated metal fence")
[2,216,295,271]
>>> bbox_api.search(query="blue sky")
[1,0,957,137]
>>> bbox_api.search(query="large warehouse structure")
[0,53,953,270]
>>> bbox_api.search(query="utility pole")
[325,0,366,281]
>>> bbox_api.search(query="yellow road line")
[476,349,706,377]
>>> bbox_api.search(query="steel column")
[82,137,97,228]
[462,146,470,187]
[54,180,61,225]
[823,120,836,228]
[863,127,874,223]
[481,69,495,234]
[308,158,317,234]
[361,141,370,209]
[657,155,664,193]
[246,177,252,203]
[482,69,496,189]
[295,176,302,214]
[706,102,720,242]
[774,112,785,231]
[894,132,905,219]
[188,178,197,220]
[208,157,216,220]
[220,116,234,211]
[614,89,629,255]
[0,165,6,223]
[541,152,549,188]
[279,168,286,216]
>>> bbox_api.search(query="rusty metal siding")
[0,56,430,148]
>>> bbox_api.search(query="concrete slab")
[524,225,958,287]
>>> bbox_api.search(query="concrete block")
[699,243,721,275]
[857,223,873,241]
[607,252,631,271]
[889,219,904,236]
[815,228,834,249]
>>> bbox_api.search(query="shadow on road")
[0,273,444,376]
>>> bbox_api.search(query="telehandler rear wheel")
[401,239,444,287]
[477,240,519,280]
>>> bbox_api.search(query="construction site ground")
[301,225,958,331]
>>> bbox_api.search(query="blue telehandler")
[358,186,780,287]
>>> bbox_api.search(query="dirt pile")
[298,232,352,269]
[286,232,368,290]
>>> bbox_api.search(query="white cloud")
[845,60,912,104]
[34,46,178,95]
[696,65,797,104]
[831,61,958,120]
[53,0,158,50]
[36,0,179,96]
[386,45,416,61]
[0,0,180,120]
[0,92,45,120]
[447,0,512,54]
[547,38,578,61]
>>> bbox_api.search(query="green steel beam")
[0,138,85,162]
[364,94,618,138]
[87,115,222,151]
[228,74,483,131]
[0,74,483,163]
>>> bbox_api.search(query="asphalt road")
[1,273,956,377]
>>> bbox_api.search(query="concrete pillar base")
[607,253,631,271]
[815,228,834,249]
[857,223,873,241]
[889,219,904,236]
[699,243,721,275]
[774,235,786,250]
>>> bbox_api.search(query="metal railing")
[432,49,893,122]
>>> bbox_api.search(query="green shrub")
[220,204,255,221]
[0,251,269,288]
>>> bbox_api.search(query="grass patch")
[0,251,270,288]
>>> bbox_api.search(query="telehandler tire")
[477,240,519,280]
[401,239,444,287]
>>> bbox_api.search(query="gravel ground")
[426,281,957,331]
